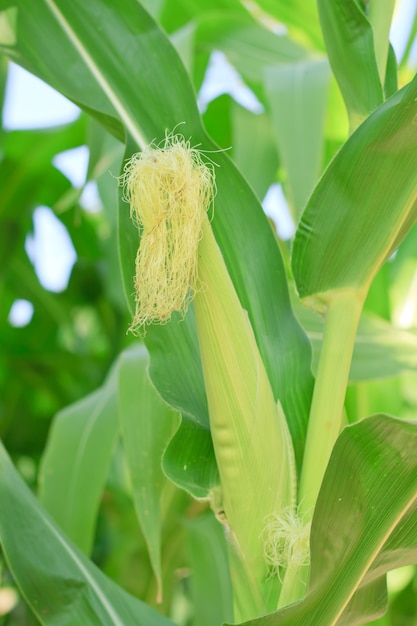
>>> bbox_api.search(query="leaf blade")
[118,344,179,599]
[317,0,383,126]
[0,441,175,626]
[229,415,417,625]
[292,76,417,310]
[38,370,119,554]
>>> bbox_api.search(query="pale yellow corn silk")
[121,134,215,333]
[263,508,311,578]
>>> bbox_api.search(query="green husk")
[194,216,296,617]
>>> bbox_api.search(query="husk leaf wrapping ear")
[122,134,296,618]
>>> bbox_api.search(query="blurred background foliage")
[2,0,417,624]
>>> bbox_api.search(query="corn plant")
[2,0,417,624]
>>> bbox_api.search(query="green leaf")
[367,0,396,87]
[400,4,417,69]
[383,43,398,100]
[389,221,417,328]
[264,59,330,217]
[145,308,219,498]
[0,53,8,119]
[231,101,279,202]
[160,0,247,35]
[202,94,280,203]
[140,0,165,20]
[38,367,119,554]
[162,416,217,499]
[0,0,207,143]
[348,315,417,381]
[0,119,85,221]
[0,440,175,626]
[250,0,323,51]
[185,511,234,626]
[294,300,417,381]
[195,12,308,89]
[118,343,179,599]
[202,94,233,150]
[230,415,417,625]
[292,74,417,310]
[317,0,383,127]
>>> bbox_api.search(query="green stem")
[277,562,309,609]
[277,293,363,608]
[298,291,363,520]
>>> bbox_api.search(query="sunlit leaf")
[317,0,383,127]
[39,367,118,554]
[118,343,179,599]
[0,440,175,626]
[185,511,234,626]
[293,75,417,310]
[231,415,417,625]
[264,59,330,217]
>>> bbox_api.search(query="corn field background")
[2,1,417,625]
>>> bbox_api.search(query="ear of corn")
[195,216,296,615]
[123,135,297,618]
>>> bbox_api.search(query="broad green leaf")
[231,101,279,202]
[162,417,217,498]
[292,74,417,310]
[1,0,314,484]
[363,263,391,320]
[160,0,246,32]
[295,300,417,381]
[170,22,195,76]
[346,378,405,425]
[140,0,165,20]
[0,119,85,220]
[385,568,417,624]
[0,3,125,140]
[336,577,388,625]
[203,95,280,204]
[322,75,349,163]
[400,3,417,69]
[2,117,85,171]
[195,13,308,90]
[317,0,383,128]
[87,120,127,311]
[264,59,330,217]
[202,94,233,151]
[118,343,179,600]
[38,367,119,554]
[5,238,69,328]
[383,43,398,101]
[249,0,323,51]
[367,0,396,86]
[185,511,233,626]
[347,316,417,381]
[0,53,7,119]
[143,307,218,498]
[231,415,417,625]
[0,440,175,626]
[389,221,417,328]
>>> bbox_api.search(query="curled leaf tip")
[120,133,215,333]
